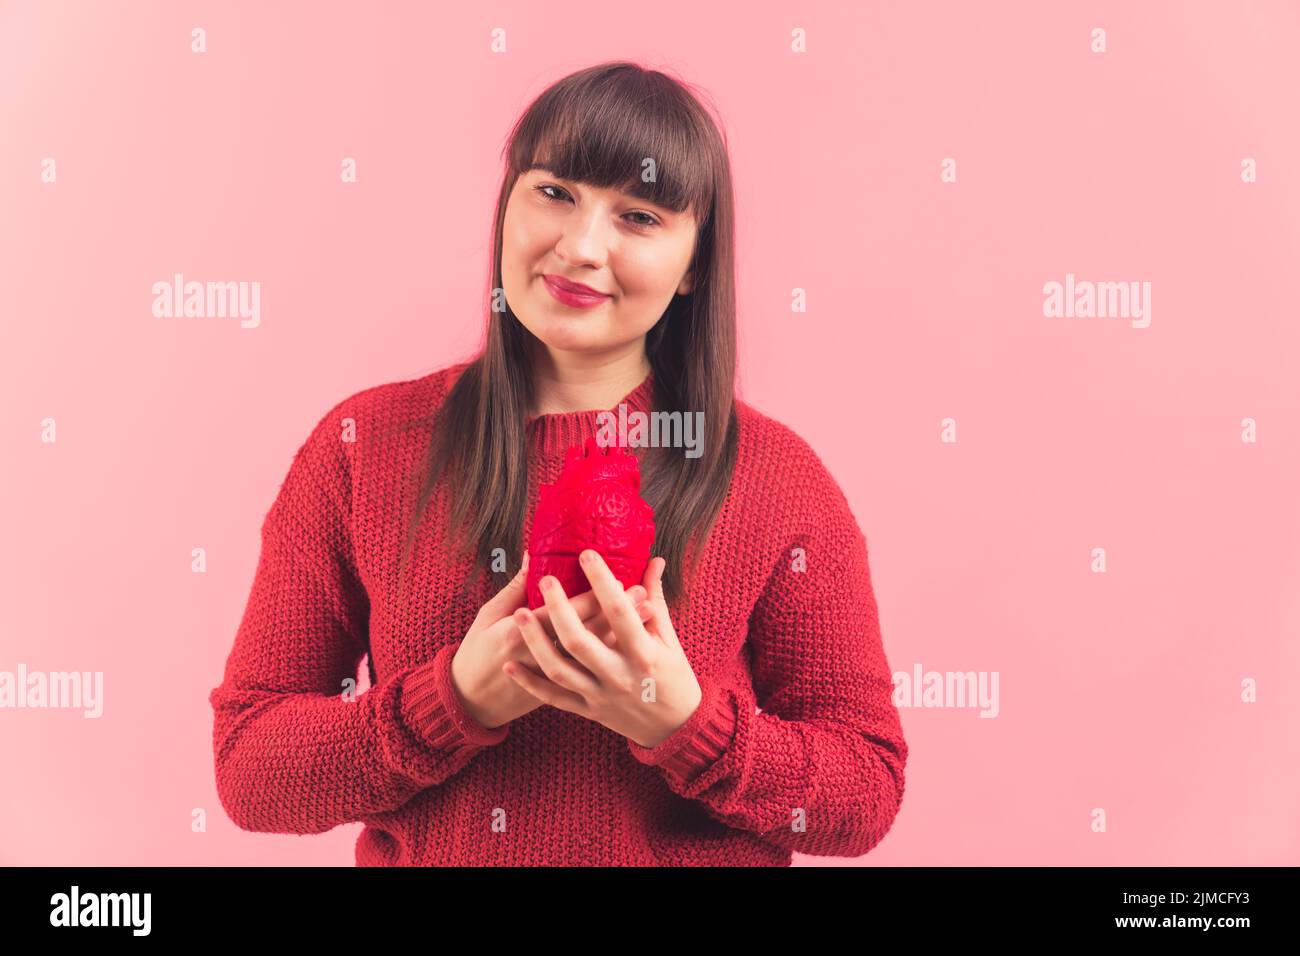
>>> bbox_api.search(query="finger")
[539,575,621,676]
[585,592,654,648]
[512,606,599,695]
[649,556,666,602]
[532,585,638,628]
[579,550,653,656]
[502,658,587,715]
[642,555,669,612]
[509,583,649,646]
[575,584,648,647]
[532,584,647,643]
[642,557,681,650]
[475,552,530,625]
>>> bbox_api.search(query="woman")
[209,61,908,866]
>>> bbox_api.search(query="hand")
[504,550,702,749]
[449,553,656,730]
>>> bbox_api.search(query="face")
[501,167,697,357]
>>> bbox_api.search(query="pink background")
[2,0,1297,866]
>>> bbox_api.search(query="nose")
[554,204,613,268]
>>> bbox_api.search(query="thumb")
[649,557,682,651]
[477,553,529,620]
[648,556,666,604]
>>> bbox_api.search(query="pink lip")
[543,274,611,309]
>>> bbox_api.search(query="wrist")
[626,673,736,783]
[449,650,497,729]
[638,680,703,748]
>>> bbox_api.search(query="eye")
[533,183,661,229]
[624,210,661,229]
[535,183,568,204]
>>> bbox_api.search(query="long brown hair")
[396,60,739,608]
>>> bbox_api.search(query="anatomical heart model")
[525,436,656,610]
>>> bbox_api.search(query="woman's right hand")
[449,553,653,730]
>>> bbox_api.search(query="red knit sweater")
[209,361,908,866]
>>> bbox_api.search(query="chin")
[530,309,610,347]
[535,328,604,353]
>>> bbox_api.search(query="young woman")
[209,61,908,867]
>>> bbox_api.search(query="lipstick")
[543,274,612,309]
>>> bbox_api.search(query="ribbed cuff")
[400,641,510,753]
[626,673,736,784]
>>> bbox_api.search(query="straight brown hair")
[396,61,739,608]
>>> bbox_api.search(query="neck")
[529,341,652,417]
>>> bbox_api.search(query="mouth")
[542,274,612,309]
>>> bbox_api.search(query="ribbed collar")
[525,370,656,456]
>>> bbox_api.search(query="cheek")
[619,244,688,295]
[503,218,532,266]
[503,202,551,262]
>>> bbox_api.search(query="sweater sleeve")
[209,400,508,836]
[625,433,907,859]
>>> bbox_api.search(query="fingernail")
[540,577,552,591]
[580,550,594,565]
[514,608,529,625]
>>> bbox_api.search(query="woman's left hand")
[504,550,702,749]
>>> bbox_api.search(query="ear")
[677,269,694,296]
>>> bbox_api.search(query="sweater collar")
[526,370,656,456]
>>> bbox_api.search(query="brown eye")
[535,184,569,203]
[534,184,659,229]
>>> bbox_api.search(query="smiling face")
[502,166,697,356]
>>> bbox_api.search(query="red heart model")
[525,436,656,610]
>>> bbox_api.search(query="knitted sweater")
[209,361,908,866]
